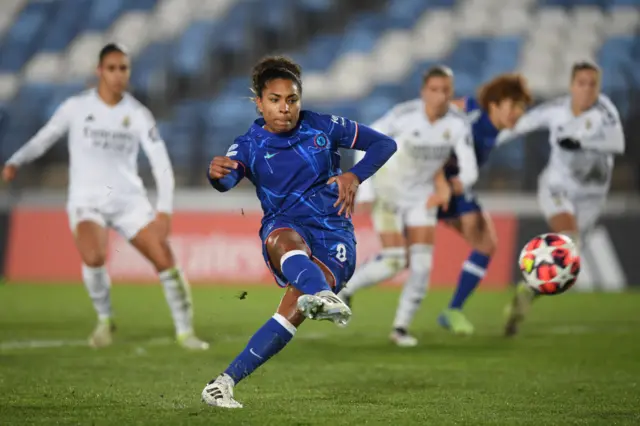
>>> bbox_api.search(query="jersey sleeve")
[6,98,73,166]
[579,96,625,154]
[497,100,555,145]
[353,150,375,203]
[452,126,479,189]
[138,107,175,214]
[208,138,251,192]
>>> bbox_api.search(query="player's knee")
[81,249,107,268]
[408,244,433,274]
[266,229,310,262]
[380,247,408,273]
[479,235,498,256]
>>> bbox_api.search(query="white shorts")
[537,183,607,233]
[67,196,156,240]
[371,200,437,234]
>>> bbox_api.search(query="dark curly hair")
[477,73,533,111]
[251,56,302,98]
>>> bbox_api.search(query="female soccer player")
[501,61,625,337]
[337,66,478,347]
[202,56,396,408]
[343,73,532,341]
[435,74,532,336]
[2,44,208,350]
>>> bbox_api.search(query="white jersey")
[357,99,477,208]
[499,94,625,194]
[7,89,175,212]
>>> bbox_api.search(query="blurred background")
[0,0,638,191]
[0,0,638,289]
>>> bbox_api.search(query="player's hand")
[450,177,465,195]
[427,185,451,212]
[327,172,360,218]
[357,201,374,215]
[2,164,17,182]
[557,138,582,151]
[154,212,171,240]
[208,156,238,180]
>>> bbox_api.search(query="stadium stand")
[0,0,638,186]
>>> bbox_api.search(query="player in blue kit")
[201,56,396,408]
[436,74,533,335]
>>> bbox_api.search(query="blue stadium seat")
[0,1,56,72]
[171,21,219,78]
[131,42,171,95]
[387,0,430,29]
[257,0,296,33]
[609,0,640,6]
[298,0,334,13]
[218,2,255,53]
[84,0,125,31]
[40,0,92,53]
[291,34,342,72]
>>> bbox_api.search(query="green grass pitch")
[1,284,639,425]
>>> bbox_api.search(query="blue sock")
[280,250,331,295]
[224,314,295,384]
[449,251,491,309]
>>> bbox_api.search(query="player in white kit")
[2,44,209,350]
[501,61,626,336]
[337,67,478,346]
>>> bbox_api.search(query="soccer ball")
[519,233,580,295]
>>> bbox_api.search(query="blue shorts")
[259,218,357,293]
[437,192,483,220]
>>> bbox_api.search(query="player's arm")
[497,101,554,146]
[3,99,72,180]
[574,100,625,154]
[353,150,375,204]
[208,140,249,192]
[138,110,175,215]
[451,129,479,192]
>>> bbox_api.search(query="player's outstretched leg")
[337,247,406,309]
[131,225,208,350]
[203,287,304,408]
[439,212,496,336]
[266,229,351,326]
[391,243,433,347]
[73,221,115,348]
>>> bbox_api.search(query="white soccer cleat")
[297,290,352,326]
[202,374,243,409]
[389,329,418,348]
[177,332,210,351]
[88,319,115,348]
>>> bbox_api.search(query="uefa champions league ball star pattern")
[519,233,581,295]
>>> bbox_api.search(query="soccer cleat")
[389,328,418,347]
[437,309,475,335]
[88,318,116,348]
[202,374,243,409]
[337,291,352,309]
[296,290,352,326]
[504,282,536,337]
[177,332,210,351]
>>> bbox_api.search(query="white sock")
[159,267,194,336]
[393,244,433,330]
[340,247,406,297]
[82,264,112,322]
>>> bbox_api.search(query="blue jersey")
[439,98,499,220]
[444,97,499,178]
[210,110,396,290]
